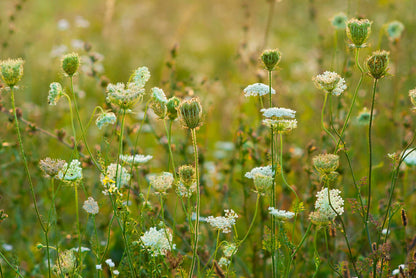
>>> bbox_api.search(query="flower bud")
[253,173,273,195]
[261,49,281,71]
[0,58,24,87]
[346,18,372,48]
[178,165,196,187]
[61,53,80,77]
[312,154,340,174]
[167,96,180,120]
[366,50,389,79]
[178,98,202,129]
[150,87,168,119]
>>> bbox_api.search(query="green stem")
[287,222,312,277]
[312,229,321,278]
[164,119,177,179]
[240,194,260,244]
[189,128,200,278]
[74,183,82,272]
[335,48,363,152]
[321,93,338,146]
[0,251,24,278]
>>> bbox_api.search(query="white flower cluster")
[106,82,145,109]
[57,159,83,182]
[140,227,175,256]
[313,71,347,96]
[48,82,63,105]
[149,172,174,194]
[119,154,153,166]
[206,209,238,234]
[261,107,296,118]
[314,187,344,221]
[100,163,131,188]
[82,197,99,215]
[218,257,230,268]
[243,83,276,97]
[392,264,406,276]
[96,111,116,129]
[150,87,168,119]
[402,149,416,166]
[222,242,237,257]
[245,165,274,179]
[268,207,295,221]
[176,181,197,198]
[131,66,151,88]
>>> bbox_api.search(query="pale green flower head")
[106,82,145,109]
[0,58,24,87]
[386,21,404,40]
[150,87,168,119]
[331,12,348,29]
[48,82,63,105]
[130,66,150,88]
[96,111,116,129]
[346,18,372,48]
[61,52,80,77]
[57,159,83,182]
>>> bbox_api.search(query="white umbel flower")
[105,258,115,268]
[206,209,238,234]
[100,163,131,188]
[149,172,174,194]
[314,187,344,221]
[82,197,99,215]
[245,165,274,179]
[313,71,347,96]
[402,149,416,166]
[261,107,296,118]
[119,154,153,165]
[268,207,295,221]
[48,82,63,105]
[96,111,116,129]
[243,83,276,97]
[57,159,83,182]
[140,227,175,256]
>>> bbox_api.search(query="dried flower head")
[57,159,83,182]
[141,227,175,256]
[83,197,99,215]
[252,173,273,195]
[313,71,347,96]
[312,154,340,174]
[96,111,116,129]
[261,49,281,71]
[346,18,372,48]
[367,50,390,79]
[206,209,238,233]
[61,53,80,77]
[178,98,203,129]
[39,157,66,178]
[0,58,24,87]
[243,83,276,97]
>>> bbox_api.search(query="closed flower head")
[150,87,168,119]
[313,71,347,96]
[261,49,281,71]
[346,18,372,48]
[0,58,24,87]
[178,98,203,129]
[61,53,80,77]
[48,82,64,105]
[166,96,180,120]
[106,82,145,109]
[312,154,340,174]
[367,50,389,79]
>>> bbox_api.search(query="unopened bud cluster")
[366,50,389,80]
[178,98,203,129]
[346,18,372,48]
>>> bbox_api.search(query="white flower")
[100,163,131,188]
[218,257,230,268]
[392,269,399,275]
[245,165,274,179]
[222,242,237,258]
[95,264,102,270]
[206,209,238,234]
[119,154,153,165]
[176,181,197,198]
[141,227,175,256]
[131,66,151,88]
[48,82,63,105]
[74,16,90,28]
[261,107,296,118]
[314,187,344,221]
[2,243,13,251]
[71,246,90,252]
[268,207,295,220]
[106,82,145,109]
[82,197,99,215]
[105,258,115,268]
[403,149,416,166]
[57,19,70,31]
[262,119,297,133]
[113,270,120,275]
[191,212,207,222]
[243,83,276,97]
[149,172,174,194]
[96,111,117,129]
[313,71,347,96]
[57,159,82,182]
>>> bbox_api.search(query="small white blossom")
[95,264,102,270]
[403,149,416,166]
[105,258,115,268]
[57,19,70,31]
[57,159,82,182]
[206,209,238,234]
[392,269,400,275]
[245,165,274,179]
[119,154,153,165]
[268,207,295,221]
[82,197,99,215]
[2,243,13,251]
[261,107,296,118]
[71,246,90,252]
[113,270,120,275]
[74,16,90,28]
[313,71,347,96]
[314,187,344,221]
[100,163,131,188]
[149,172,174,194]
[48,82,63,105]
[140,227,175,256]
[96,111,117,129]
[243,83,276,97]
[218,257,230,268]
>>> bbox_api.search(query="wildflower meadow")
[1,0,416,277]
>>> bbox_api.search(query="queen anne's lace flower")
[39,157,66,178]
[100,163,131,188]
[313,71,347,96]
[218,257,230,268]
[268,207,295,221]
[96,111,116,129]
[261,107,296,118]
[119,154,153,165]
[48,82,63,105]
[131,66,150,88]
[206,209,238,233]
[262,119,297,133]
[106,82,145,109]
[57,159,83,182]
[314,187,344,221]
[149,172,174,194]
[245,165,274,179]
[83,197,99,215]
[243,83,276,97]
[140,227,175,256]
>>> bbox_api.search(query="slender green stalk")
[324,229,343,277]
[240,194,260,244]
[164,119,177,179]
[189,128,200,278]
[335,48,363,152]
[207,231,221,275]
[321,93,338,146]
[262,0,276,49]
[286,222,312,277]
[0,251,24,278]
[312,229,321,278]
[74,182,82,272]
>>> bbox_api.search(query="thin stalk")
[164,119,177,179]
[324,229,343,277]
[321,93,338,146]
[312,229,321,278]
[0,251,24,278]
[189,128,200,278]
[74,183,82,272]
[286,222,312,277]
[335,48,363,152]
[239,194,260,244]
[207,231,221,275]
